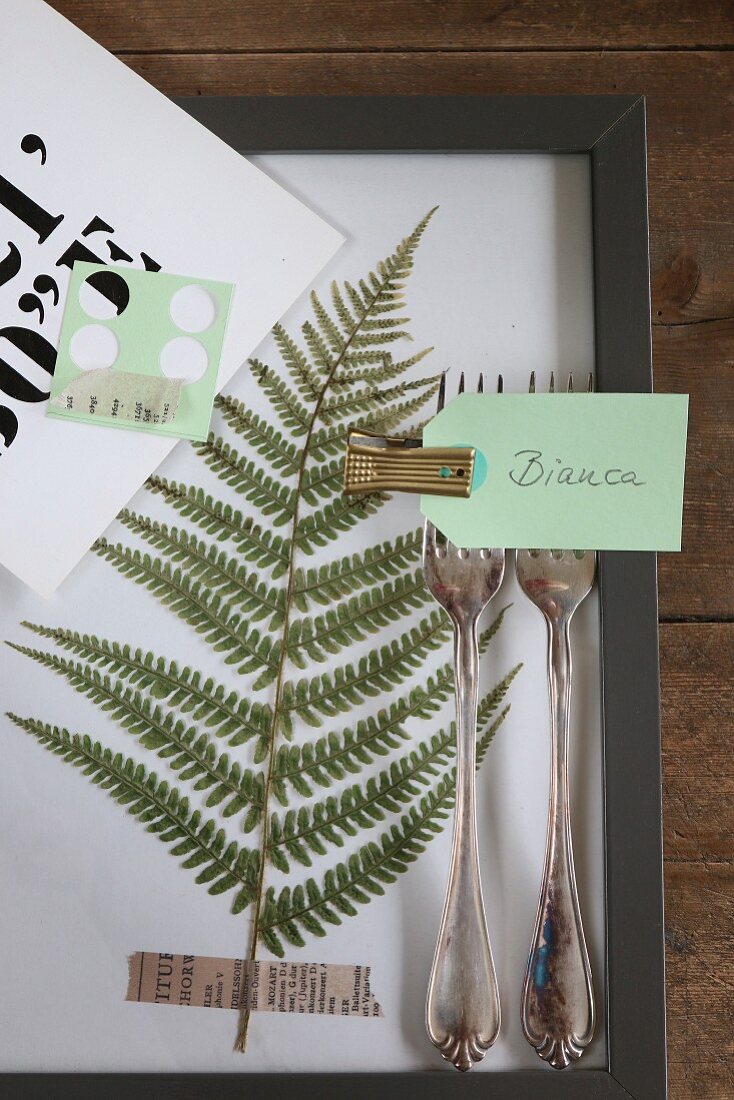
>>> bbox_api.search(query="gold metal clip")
[343,428,474,498]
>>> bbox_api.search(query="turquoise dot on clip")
[438,466,451,478]
[454,442,488,491]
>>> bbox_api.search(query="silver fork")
[424,371,505,1072]
[516,370,596,1070]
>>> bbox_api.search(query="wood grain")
[661,624,734,861]
[655,323,734,620]
[43,3,734,1096]
[50,1,734,52]
[665,860,734,1100]
[104,50,734,180]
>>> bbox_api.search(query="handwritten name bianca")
[509,449,645,488]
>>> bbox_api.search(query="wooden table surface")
[51,3,734,1096]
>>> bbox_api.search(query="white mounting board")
[0,152,605,1074]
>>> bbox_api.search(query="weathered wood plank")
[655,324,734,620]
[651,183,734,327]
[665,860,734,1100]
[660,624,731,1097]
[661,624,733,860]
[49,0,734,52]
[106,50,734,182]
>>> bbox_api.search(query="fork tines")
[528,370,593,394]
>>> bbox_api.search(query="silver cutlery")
[516,370,596,1069]
[424,371,505,1072]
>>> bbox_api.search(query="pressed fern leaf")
[287,570,432,665]
[117,513,286,623]
[261,695,516,952]
[7,715,260,910]
[7,210,521,1052]
[294,491,389,554]
[258,777,456,953]
[92,540,280,682]
[293,529,422,607]
[214,395,300,473]
[144,476,292,578]
[196,436,296,523]
[271,658,520,804]
[280,612,452,731]
[15,624,270,744]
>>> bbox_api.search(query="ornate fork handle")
[521,613,595,1069]
[426,612,501,1072]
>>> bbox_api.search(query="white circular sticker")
[160,336,209,383]
[69,324,119,370]
[169,285,217,333]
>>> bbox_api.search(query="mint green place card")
[421,393,688,551]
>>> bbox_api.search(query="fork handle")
[521,616,595,1069]
[426,616,501,1072]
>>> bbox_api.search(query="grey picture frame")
[5,95,666,1100]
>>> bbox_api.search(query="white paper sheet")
[0,0,342,596]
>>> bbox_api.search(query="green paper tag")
[421,393,688,551]
[47,263,234,441]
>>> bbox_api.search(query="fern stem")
[234,219,434,1053]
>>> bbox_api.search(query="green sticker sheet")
[48,263,234,441]
[422,393,689,551]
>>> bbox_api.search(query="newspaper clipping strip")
[126,952,383,1017]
